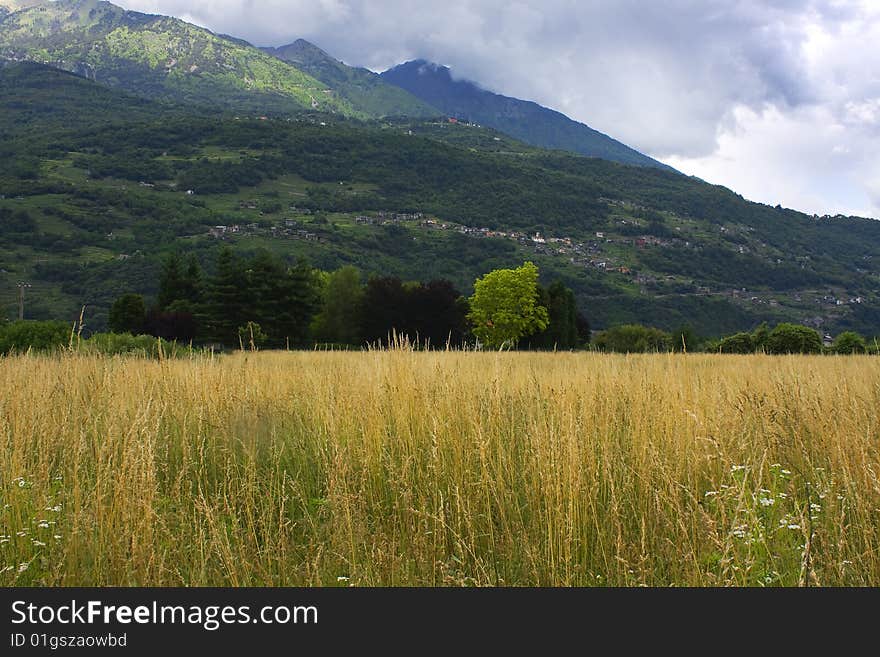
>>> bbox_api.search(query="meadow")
[1,348,878,586]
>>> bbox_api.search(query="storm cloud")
[116,0,880,218]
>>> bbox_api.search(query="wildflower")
[0,565,12,574]
[810,503,821,513]
[759,497,775,507]
[336,576,350,583]
[781,469,792,475]
[53,535,61,540]
[15,530,27,537]
[37,521,50,529]
[45,505,62,513]
[0,539,8,545]
[777,492,788,499]
[786,524,801,530]
[17,563,28,573]
[732,525,749,538]
[704,490,719,497]
[730,465,747,473]
[32,540,45,547]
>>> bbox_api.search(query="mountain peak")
[381,59,672,171]
[263,41,438,118]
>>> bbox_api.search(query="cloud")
[115,0,880,217]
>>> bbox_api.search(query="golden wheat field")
[1,349,879,587]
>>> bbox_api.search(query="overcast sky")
[116,0,880,219]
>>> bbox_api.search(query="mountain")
[2,62,879,337]
[0,0,360,115]
[263,40,438,118]
[381,59,672,171]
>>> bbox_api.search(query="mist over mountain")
[381,59,673,171]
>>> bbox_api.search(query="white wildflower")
[32,540,45,547]
[732,525,749,539]
[759,497,775,507]
[17,563,28,573]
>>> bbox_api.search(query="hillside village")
[200,198,873,331]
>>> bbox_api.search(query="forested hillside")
[2,63,879,336]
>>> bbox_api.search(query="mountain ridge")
[263,39,438,118]
[381,59,673,171]
[0,0,359,115]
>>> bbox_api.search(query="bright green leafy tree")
[468,261,549,349]
[312,265,364,345]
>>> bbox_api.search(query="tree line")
[105,252,589,350]
[4,248,877,354]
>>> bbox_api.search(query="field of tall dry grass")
[1,349,878,586]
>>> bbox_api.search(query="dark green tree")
[245,250,321,348]
[157,252,186,311]
[204,247,249,346]
[108,293,146,334]
[526,280,581,350]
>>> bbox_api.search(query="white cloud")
[113,0,880,218]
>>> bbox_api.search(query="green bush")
[0,320,71,353]
[594,324,672,353]
[717,331,755,354]
[764,323,823,355]
[833,331,867,355]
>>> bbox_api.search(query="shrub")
[718,332,755,354]
[833,331,867,355]
[594,324,672,353]
[765,323,823,355]
[0,320,70,353]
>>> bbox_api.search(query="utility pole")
[17,282,31,321]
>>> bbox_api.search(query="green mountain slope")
[264,40,438,118]
[381,60,673,171]
[2,64,879,337]
[0,0,359,115]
